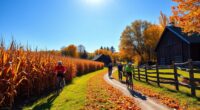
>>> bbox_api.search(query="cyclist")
[108,63,113,78]
[117,62,123,81]
[125,62,133,89]
[54,61,66,92]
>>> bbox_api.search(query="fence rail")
[132,59,200,97]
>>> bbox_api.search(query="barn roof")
[92,54,103,61]
[167,26,200,43]
[155,25,200,51]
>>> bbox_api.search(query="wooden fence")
[132,59,200,97]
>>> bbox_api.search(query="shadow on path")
[117,80,147,101]
[32,93,58,110]
[105,74,170,110]
[128,88,147,100]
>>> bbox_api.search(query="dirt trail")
[104,74,172,110]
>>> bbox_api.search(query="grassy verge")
[23,68,107,110]
[113,71,200,110]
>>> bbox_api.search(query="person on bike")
[125,62,133,89]
[117,62,123,81]
[108,62,113,78]
[54,61,66,89]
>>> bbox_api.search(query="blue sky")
[0,0,176,52]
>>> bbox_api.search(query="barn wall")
[182,42,190,62]
[190,44,200,61]
[156,29,190,65]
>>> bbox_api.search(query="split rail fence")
[132,59,200,97]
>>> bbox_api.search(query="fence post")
[156,63,160,87]
[138,66,140,81]
[188,59,196,97]
[145,64,148,83]
[173,61,179,91]
[133,66,135,79]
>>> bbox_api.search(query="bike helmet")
[58,61,62,65]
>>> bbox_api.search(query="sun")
[85,0,104,6]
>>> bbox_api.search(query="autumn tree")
[144,24,163,61]
[88,52,95,60]
[61,44,78,57]
[94,49,112,56]
[120,20,164,64]
[110,46,115,53]
[170,0,200,33]
[119,26,135,61]
[130,20,151,63]
[78,45,88,59]
[112,52,120,64]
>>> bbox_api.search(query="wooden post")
[188,59,196,97]
[138,66,140,81]
[156,63,160,87]
[173,61,179,91]
[133,66,135,79]
[145,64,148,83]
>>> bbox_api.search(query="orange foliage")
[134,85,181,109]
[170,0,200,33]
[132,55,141,66]
[95,49,112,56]
[144,24,163,50]
[61,44,79,57]
[85,71,140,110]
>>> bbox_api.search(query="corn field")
[0,41,104,109]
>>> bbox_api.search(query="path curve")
[104,73,172,110]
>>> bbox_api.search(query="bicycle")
[108,69,113,78]
[126,72,133,90]
[56,76,65,94]
[118,70,123,81]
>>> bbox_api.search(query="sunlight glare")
[85,0,104,6]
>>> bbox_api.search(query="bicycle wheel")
[126,76,129,86]
[56,81,60,94]
[129,77,133,90]
[60,79,65,89]
[56,77,62,93]
[120,71,123,81]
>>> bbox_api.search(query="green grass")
[23,68,107,110]
[113,71,200,109]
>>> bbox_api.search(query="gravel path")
[104,73,172,110]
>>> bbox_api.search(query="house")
[155,25,200,65]
[92,54,112,66]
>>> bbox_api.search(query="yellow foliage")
[144,24,163,49]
